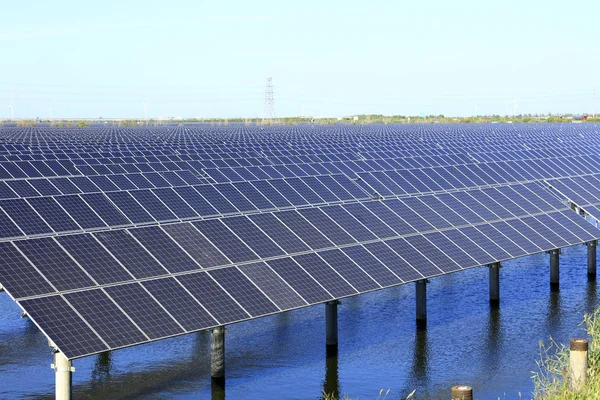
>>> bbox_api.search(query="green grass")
[532,308,600,399]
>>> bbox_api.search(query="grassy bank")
[533,308,600,399]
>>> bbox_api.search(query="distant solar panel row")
[0,174,369,238]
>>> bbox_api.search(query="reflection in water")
[484,304,502,374]
[322,346,339,400]
[410,326,429,388]
[586,279,597,315]
[211,377,225,400]
[91,352,112,387]
[546,287,561,333]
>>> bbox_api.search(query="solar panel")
[20,295,108,358]
[162,223,230,267]
[193,219,259,263]
[129,226,199,273]
[93,230,168,278]
[142,277,218,331]
[0,242,55,298]
[177,272,250,324]
[267,257,332,304]
[238,262,308,310]
[103,283,185,339]
[1,199,53,235]
[64,289,148,348]
[28,197,81,232]
[208,267,280,317]
[16,238,95,291]
[2,123,600,362]
[56,234,133,284]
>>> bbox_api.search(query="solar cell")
[344,203,396,238]
[16,238,96,291]
[55,195,107,229]
[363,241,423,282]
[297,208,356,246]
[74,187,121,218]
[214,183,258,212]
[249,213,310,254]
[6,180,39,197]
[341,245,402,287]
[221,216,285,258]
[194,185,238,214]
[293,253,357,298]
[106,191,155,223]
[440,229,495,265]
[491,221,541,254]
[0,209,25,238]
[318,249,380,292]
[129,190,177,221]
[152,188,198,219]
[362,201,417,236]
[173,186,220,216]
[458,226,512,261]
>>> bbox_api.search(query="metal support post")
[416,279,428,324]
[489,262,500,305]
[588,241,597,279]
[326,300,339,346]
[549,249,560,288]
[211,326,225,379]
[51,350,74,400]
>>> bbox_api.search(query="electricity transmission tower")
[263,77,275,124]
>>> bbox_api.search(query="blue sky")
[1,0,599,119]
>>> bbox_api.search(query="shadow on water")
[322,345,339,400]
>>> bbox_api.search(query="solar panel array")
[0,122,599,359]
